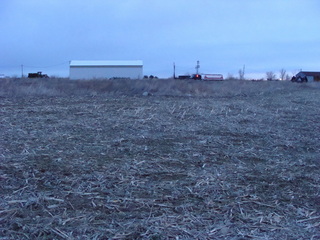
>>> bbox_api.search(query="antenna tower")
[195,60,200,74]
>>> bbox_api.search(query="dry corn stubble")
[0,78,319,239]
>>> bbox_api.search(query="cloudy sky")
[1,0,319,79]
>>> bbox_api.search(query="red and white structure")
[202,74,224,81]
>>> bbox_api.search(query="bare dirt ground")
[0,79,320,239]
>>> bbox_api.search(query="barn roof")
[297,71,320,77]
[70,60,143,67]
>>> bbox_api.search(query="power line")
[0,61,69,69]
[0,65,21,69]
[23,61,70,69]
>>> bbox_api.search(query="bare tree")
[285,74,291,81]
[238,65,245,80]
[279,68,286,80]
[227,73,236,80]
[266,71,276,81]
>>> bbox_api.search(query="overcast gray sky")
[1,0,319,79]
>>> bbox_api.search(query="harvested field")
[0,78,320,239]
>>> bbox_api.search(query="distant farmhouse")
[69,60,143,80]
[292,71,320,82]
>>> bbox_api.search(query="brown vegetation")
[0,78,319,239]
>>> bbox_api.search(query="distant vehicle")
[191,74,202,80]
[28,72,49,78]
[177,75,191,79]
[177,74,202,80]
[176,74,223,81]
[173,62,223,81]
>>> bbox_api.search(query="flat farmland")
[0,79,320,239]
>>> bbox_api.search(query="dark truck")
[28,72,49,78]
[177,74,202,80]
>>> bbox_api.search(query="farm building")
[292,71,320,82]
[69,60,143,80]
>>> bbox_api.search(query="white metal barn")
[69,60,143,80]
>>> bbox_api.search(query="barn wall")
[306,76,314,82]
[69,66,143,80]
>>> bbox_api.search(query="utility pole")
[21,64,24,78]
[173,62,176,79]
[243,64,245,78]
[195,60,200,74]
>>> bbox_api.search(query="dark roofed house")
[292,71,320,82]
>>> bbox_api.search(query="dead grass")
[0,77,314,98]
[0,78,319,239]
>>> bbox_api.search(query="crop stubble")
[0,79,319,239]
